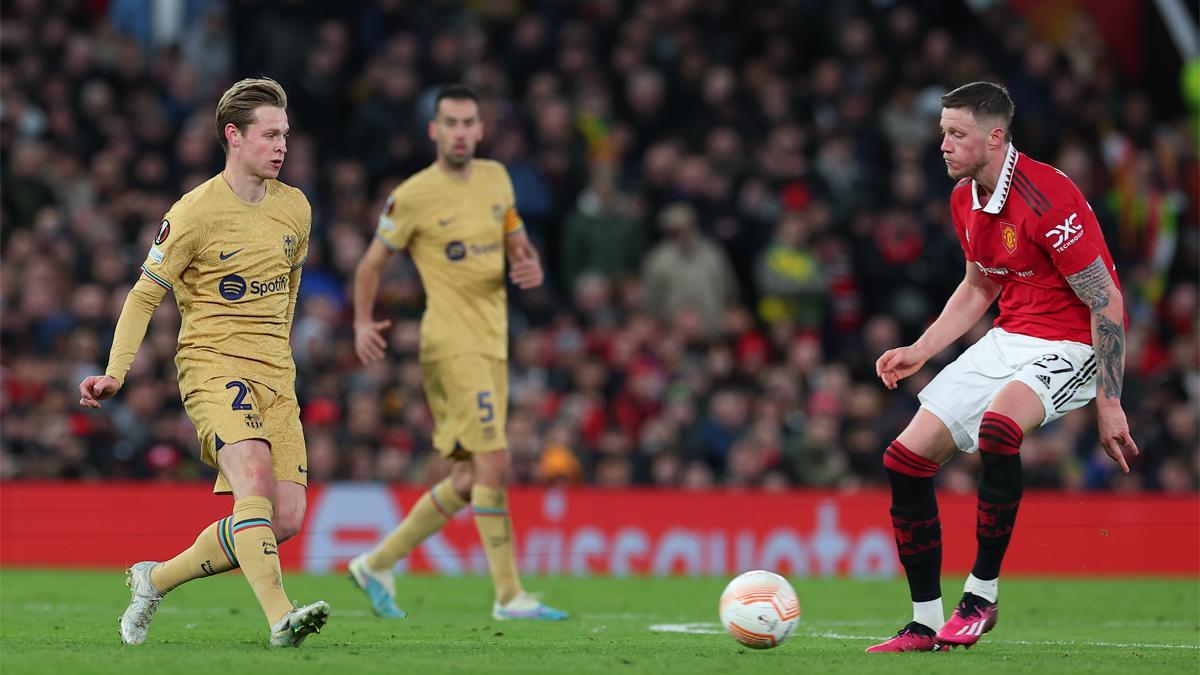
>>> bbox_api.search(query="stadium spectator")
[641,202,740,336]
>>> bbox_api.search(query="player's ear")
[225,123,241,149]
[428,118,438,143]
[989,125,1006,150]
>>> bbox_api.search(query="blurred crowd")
[2,0,1197,493]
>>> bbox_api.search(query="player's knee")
[273,506,304,543]
[978,411,1024,456]
[472,450,511,488]
[218,440,274,496]
[450,463,474,500]
[882,440,940,480]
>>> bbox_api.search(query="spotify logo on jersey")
[220,274,247,300]
[445,240,466,261]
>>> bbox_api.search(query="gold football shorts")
[421,355,508,457]
[181,376,307,492]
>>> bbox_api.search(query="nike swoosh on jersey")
[219,249,244,260]
[438,218,454,227]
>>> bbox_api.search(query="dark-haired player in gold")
[78,77,329,647]
[349,85,567,621]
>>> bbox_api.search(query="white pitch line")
[649,623,1200,650]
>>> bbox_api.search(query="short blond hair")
[215,77,288,153]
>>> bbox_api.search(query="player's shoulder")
[474,158,512,185]
[268,180,312,225]
[164,175,223,229]
[391,164,441,201]
[269,179,310,207]
[1014,153,1084,205]
[473,158,508,175]
[949,177,973,206]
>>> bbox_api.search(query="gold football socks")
[230,496,293,625]
[365,478,467,570]
[471,484,523,604]
[150,516,238,594]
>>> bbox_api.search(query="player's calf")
[883,441,946,633]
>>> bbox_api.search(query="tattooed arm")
[1065,256,1139,472]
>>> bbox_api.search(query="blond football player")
[78,78,329,647]
[349,84,566,621]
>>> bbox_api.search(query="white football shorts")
[918,327,1097,453]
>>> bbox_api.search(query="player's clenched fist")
[354,319,392,364]
[875,346,928,390]
[78,375,121,408]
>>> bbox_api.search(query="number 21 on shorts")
[226,380,253,410]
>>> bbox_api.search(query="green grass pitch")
[1,570,1196,674]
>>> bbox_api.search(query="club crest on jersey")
[283,234,297,261]
[155,219,171,245]
[1000,222,1017,254]
[493,204,504,223]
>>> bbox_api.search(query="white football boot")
[118,561,162,645]
[269,600,331,647]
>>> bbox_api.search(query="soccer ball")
[718,570,801,649]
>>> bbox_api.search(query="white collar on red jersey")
[971,143,1019,214]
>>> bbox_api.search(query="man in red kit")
[866,82,1139,653]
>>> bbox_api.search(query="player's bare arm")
[353,237,395,364]
[877,261,1000,389]
[504,228,543,290]
[1064,255,1139,472]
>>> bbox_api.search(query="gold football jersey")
[376,160,523,363]
[136,174,310,392]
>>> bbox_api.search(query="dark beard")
[443,152,471,169]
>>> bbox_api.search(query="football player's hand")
[78,375,121,409]
[1097,405,1138,473]
[354,319,392,364]
[508,243,544,289]
[875,346,927,390]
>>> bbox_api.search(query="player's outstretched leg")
[867,440,943,653]
[348,477,468,618]
[119,517,240,645]
[937,411,1022,649]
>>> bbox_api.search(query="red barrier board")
[2,483,1196,577]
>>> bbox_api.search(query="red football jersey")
[949,145,1121,344]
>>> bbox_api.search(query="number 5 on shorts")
[477,391,494,423]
